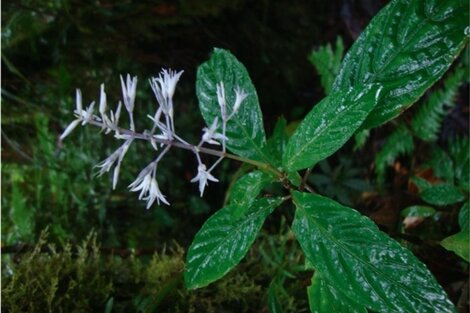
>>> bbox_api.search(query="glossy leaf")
[265,117,288,167]
[291,191,456,313]
[283,84,382,172]
[229,170,274,211]
[308,273,367,313]
[185,197,282,289]
[333,0,469,128]
[196,48,268,161]
[441,232,470,262]
[420,184,464,206]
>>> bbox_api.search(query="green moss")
[2,229,305,312]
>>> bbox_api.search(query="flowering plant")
[60,0,468,311]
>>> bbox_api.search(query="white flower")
[95,138,133,189]
[74,89,83,115]
[99,84,107,116]
[201,117,227,145]
[80,102,96,125]
[158,69,184,100]
[60,119,81,140]
[149,69,183,112]
[216,82,226,119]
[144,177,169,208]
[191,163,219,196]
[120,74,138,114]
[149,77,166,112]
[130,172,153,199]
[129,162,169,207]
[233,87,247,115]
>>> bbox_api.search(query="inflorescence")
[60,69,248,208]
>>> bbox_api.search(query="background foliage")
[2,0,468,311]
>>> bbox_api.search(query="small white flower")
[99,84,107,116]
[59,119,81,140]
[80,101,95,125]
[129,162,168,207]
[149,69,183,113]
[75,89,83,115]
[120,74,138,114]
[149,77,166,111]
[96,148,121,176]
[201,117,227,145]
[191,163,219,197]
[130,172,153,200]
[95,138,133,189]
[129,163,154,194]
[158,69,184,100]
[216,82,226,119]
[144,177,169,208]
[233,87,247,115]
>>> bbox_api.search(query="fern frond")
[411,68,464,142]
[354,129,370,151]
[308,36,344,95]
[448,136,469,191]
[375,124,414,184]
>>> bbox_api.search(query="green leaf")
[412,176,433,191]
[441,231,469,262]
[333,0,469,129]
[424,147,454,183]
[449,136,470,191]
[458,202,469,231]
[283,84,383,172]
[353,129,370,151]
[228,170,274,211]
[265,117,288,167]
[291,191,456,313]
[400,205,436,218]
[185,197,282,289]
[308,36,344,95]
[308,273,367,313]
[411,68,465,142]
[196,48,268,161]
[420,184,464,206]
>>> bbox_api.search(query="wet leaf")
[185,197,282,289]
[196,48,269,161]
[333,0,469,128]
[420,184,464,206]
[291,191,456,313]
[283,84,382,172]
[264,117,288,167]
[308,273,367,313]
[228,170,274,211]
[441,231,469,262]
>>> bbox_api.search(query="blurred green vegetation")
[2,0,468,311]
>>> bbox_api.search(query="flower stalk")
[60,69,283,208]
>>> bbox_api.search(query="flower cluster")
[60,69,248,208]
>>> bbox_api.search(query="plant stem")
[87,120,284,178]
